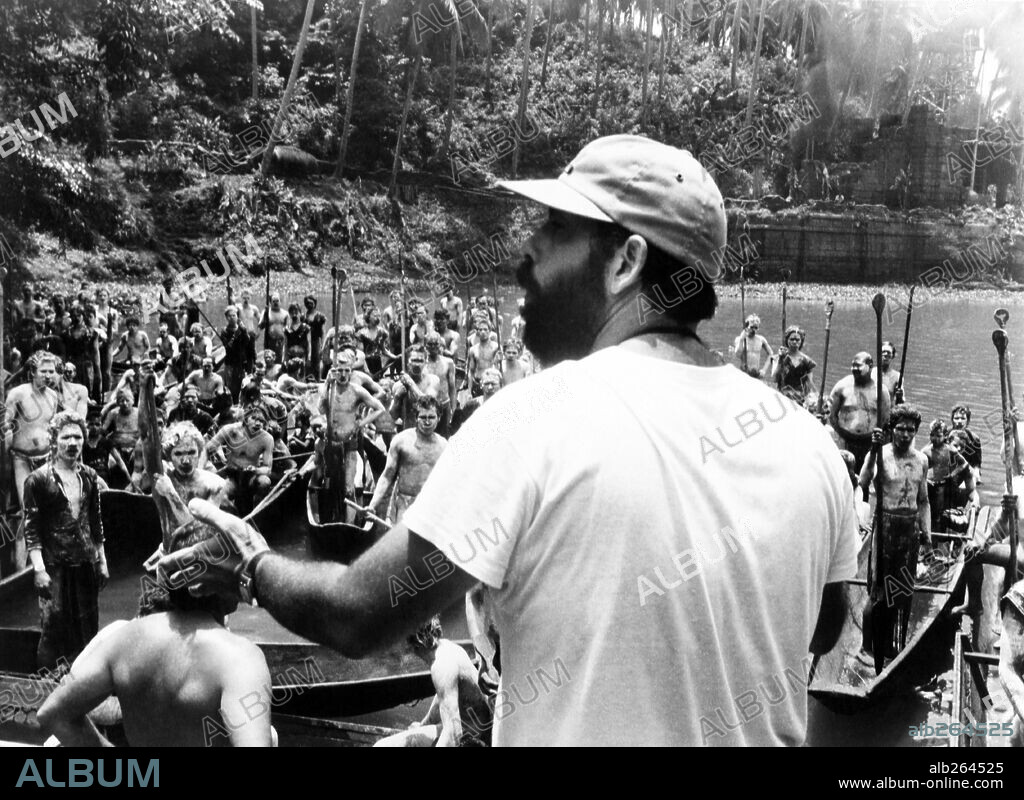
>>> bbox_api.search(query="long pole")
[895,285,914,405]
[263,264,272,352]
[994,328,1020,594]
[816,299,834,417]
[868,292,888,674]
[995,309,1021,468]
[490,268,502,343]
[0,268,6,521]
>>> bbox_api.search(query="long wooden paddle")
[995,309,1021,470]
[263,262,271,352]
[816,299,834,418]
[994,328,1021,594]
[894,285,914,405]
[868,292,888,674]
[740,263,746,325]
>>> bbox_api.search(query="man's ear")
[606,235,647,297]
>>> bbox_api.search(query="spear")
[894,285,914,405]
[816,299,835,418]
[867,292,888,674]
[995,308,1021,469]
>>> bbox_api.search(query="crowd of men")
[1,277,535,711]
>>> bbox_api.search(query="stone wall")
[726,206,1024,285]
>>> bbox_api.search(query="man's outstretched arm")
[161,500,480,659]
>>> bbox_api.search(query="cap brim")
[497,178,613,223]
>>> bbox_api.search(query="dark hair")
[49,410,87,448]
[288,303,301,315]
[416,395,440,414]
[286,357,304,374]
[889,404,922,431]
[589,220,717,327]
[951,403,972,423]
[407,615,442,651]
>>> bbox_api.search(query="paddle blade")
[995,308,1010,328]
[871,293,886,316]
[994,329,1009,356]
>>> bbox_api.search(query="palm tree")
[250,2,260,100]
[744,0,766,125]
[511,0,537,177]
[335,0,372,178]
[260,0,318,178]
[730,0,745,89]
[540,0,555,87]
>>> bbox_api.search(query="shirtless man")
[167,386,216,437]
[434,309,460,358]
[921,419,978,533]
[238,288,262,336]
[155,322,178,363]
[162,422,228,510]
[858,405,931,661]
[439,289,463,335]
[871,341,903,405]
[1000,578,1024,747]
[207,405,275,513]
[374,616,493,748]
[58,362,90,417]
[499,339,531,386]
[317,354,386,517]
[409,305,433,345]
[510,298,526,341]
[467,320,500,397]
[102,387,140,466]
[390,347,441,430]
[37,477,273,747]
[454,368,501,433]
[260,293,288,362]
[732,315,772,377]
[369,395,446,523]
[13,284,46,328]
[92,289,117,396]
[113,316,150,367]
[829,351,891,473]
[4,352,62,570]
[184,323,212,361]
[423,333,456,436]
[186,357,226,406]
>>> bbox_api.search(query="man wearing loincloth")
[207,405,274,515]
[858,405,932,659]
[368,395,446,524]
[24,411,108,670]
[4,352,62,570]
[830,351,891,473]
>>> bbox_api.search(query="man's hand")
[35,569,52,600]
[95,559,109,590]
[157,499,270,601]
[893,387,905,406]
[870,427,884,446]
[919,529,932,546]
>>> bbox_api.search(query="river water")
[11,283,1017,744]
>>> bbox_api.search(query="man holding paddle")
[161,135,858,746]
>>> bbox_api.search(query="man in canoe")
[368,395,446,524]
[317,353,386,519]
[422,332,456,436]
[373,616,493,747]
[829,351,891,473]
[206,404,274,514]
[37,489,276,747]
[857,405,932,660]
[872,340,903,404]
[25,411,109,670]
[161,135,858,746]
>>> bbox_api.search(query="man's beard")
[517,256,606,366]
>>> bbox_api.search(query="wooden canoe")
[808,506,993,709]
[0,626,472,722]
[305,488,385,563]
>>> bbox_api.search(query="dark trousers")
[38,563,99,671]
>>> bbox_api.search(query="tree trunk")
[485,7,493,100]
[260,0,317,178]
[867,2,886,116]
[730,0,743,89]
[744,0,766,126]
[796,0,809,87]
[540,0,554,87]
[512,0,537,177]
[442,29,458,158]
[335,0,370,179]
[391,50,423,197]
[590,0,606,118]
[584,0,591,54]
[657,15,667,104]
[250,4,259,100]
[641,0,653,129]
[969,44,988,192]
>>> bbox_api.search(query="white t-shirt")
[404,346,859,747]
